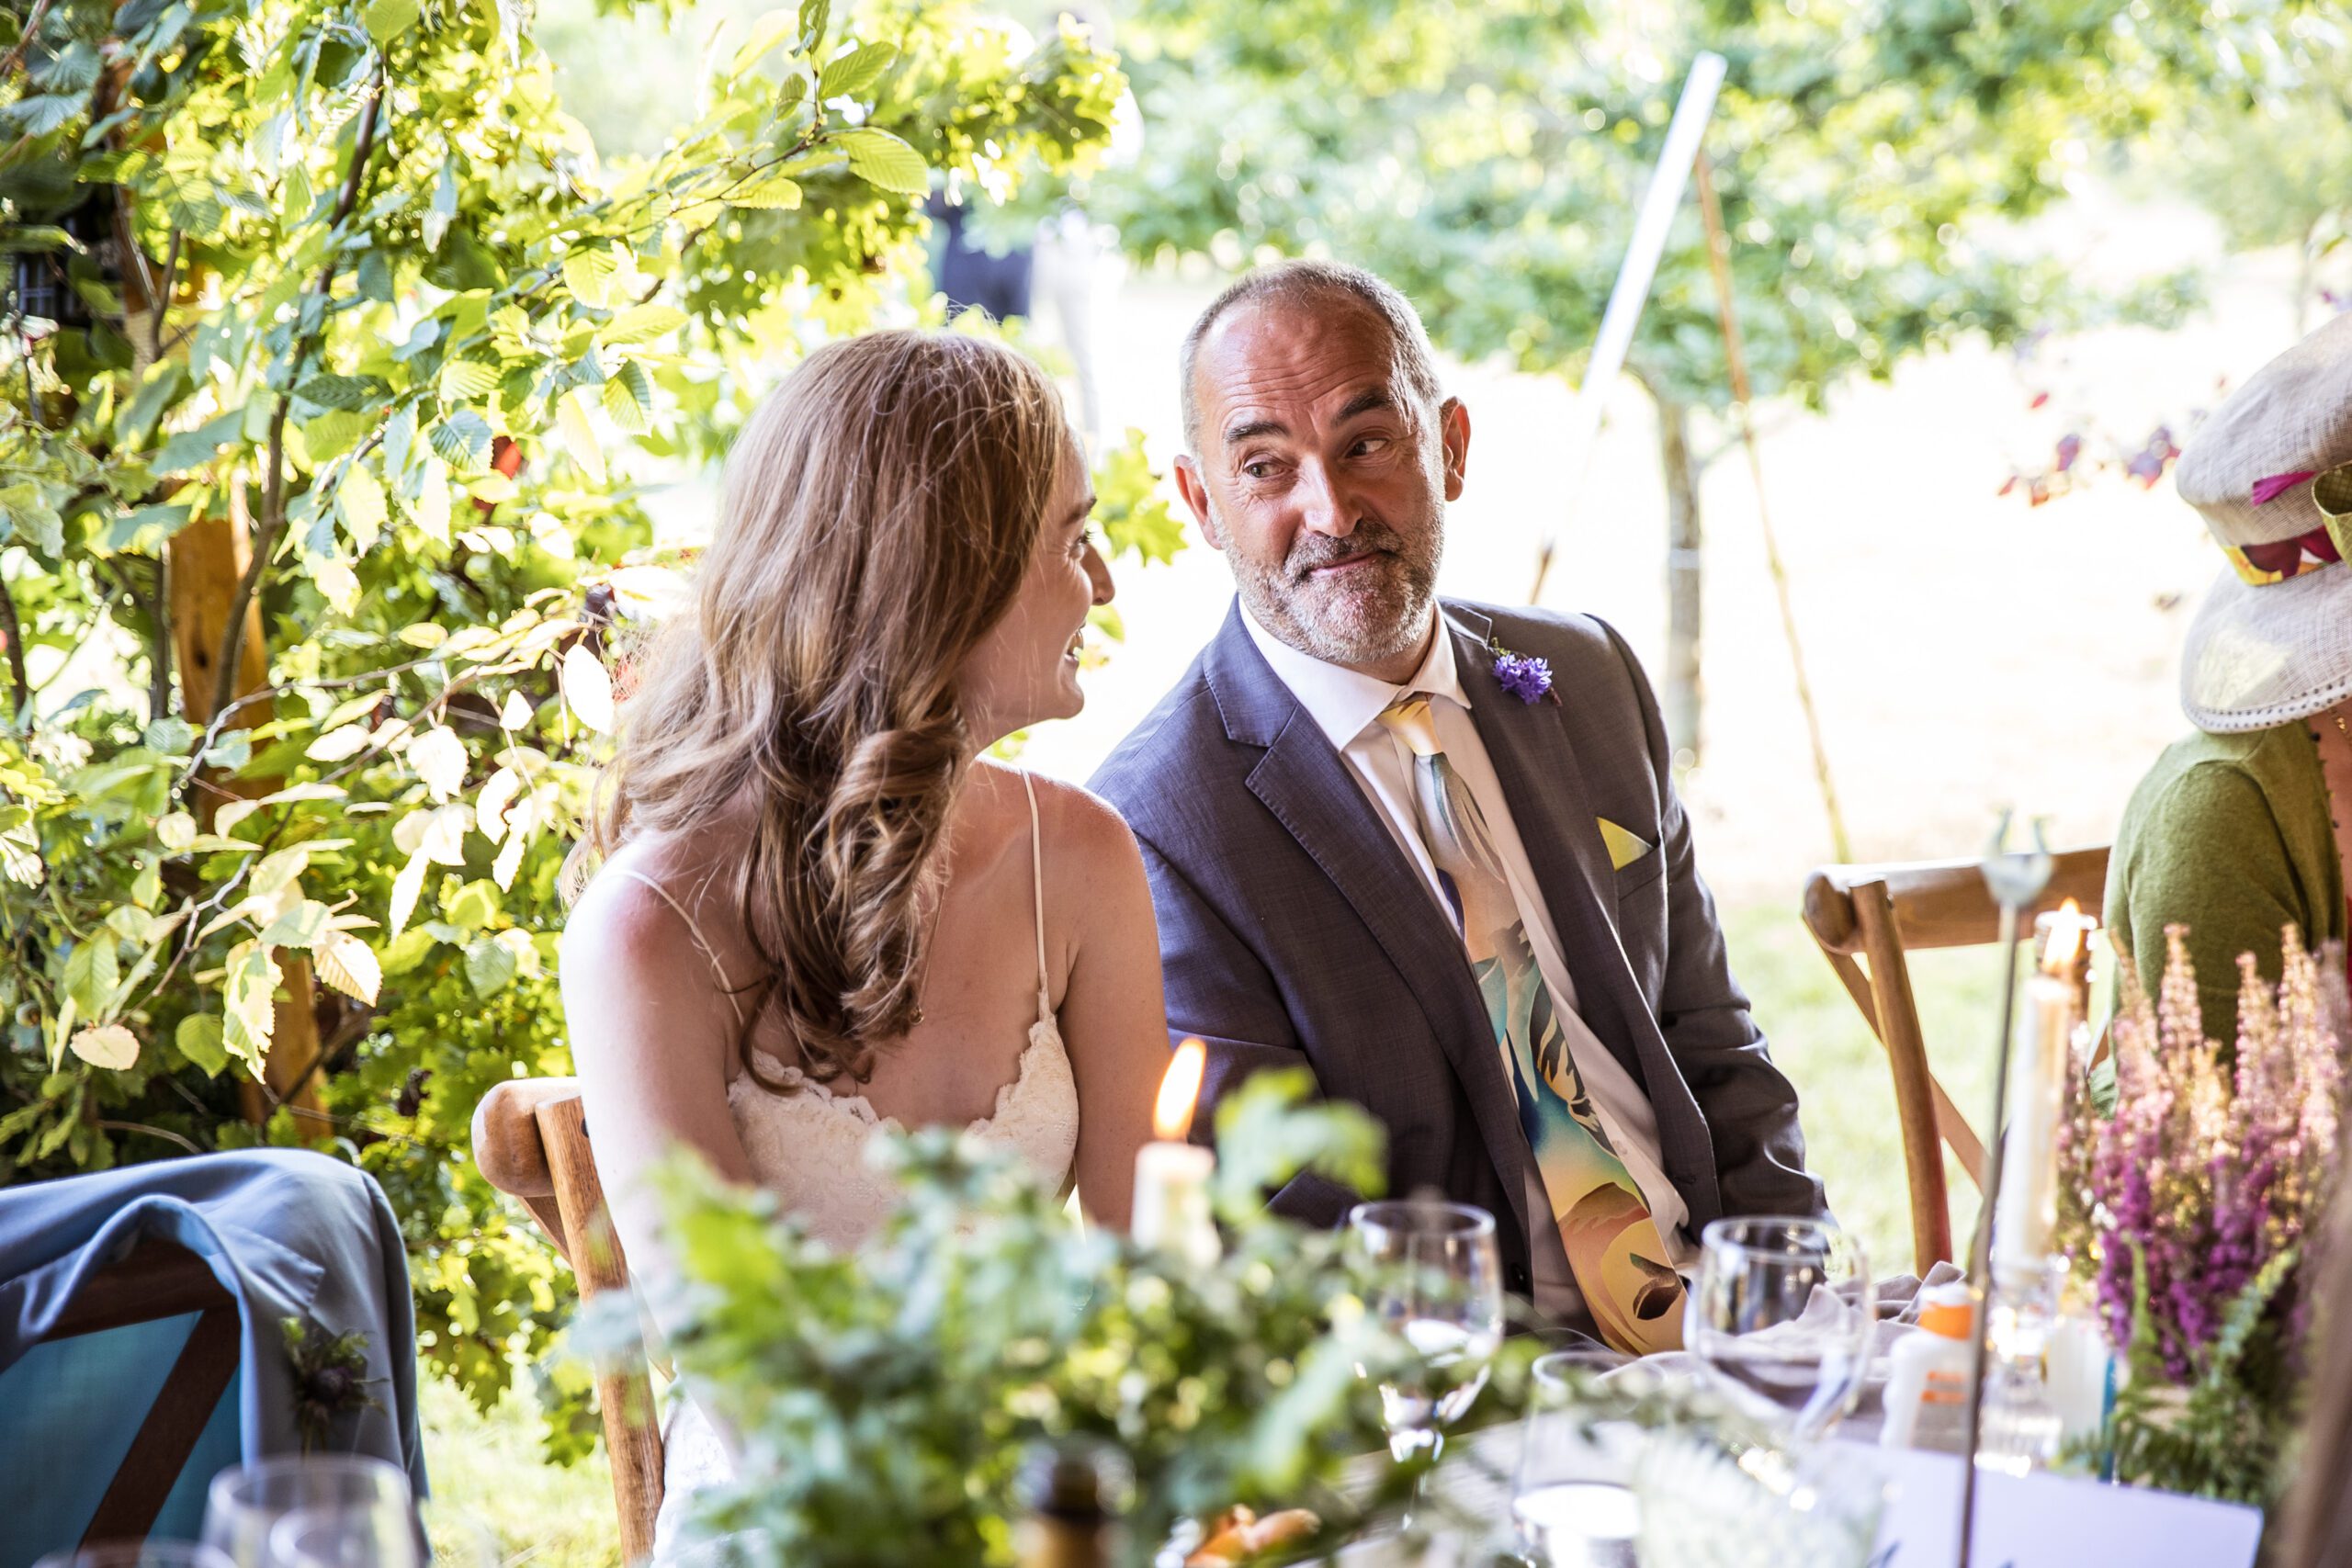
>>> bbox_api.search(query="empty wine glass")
[33,1545,237,1568]
[201,1455,416,1568]
[268,1506,426,1568]
[1510,1350,1651,1568]
[1347,1199,1504,1466]
[1687,1216,1872,1443]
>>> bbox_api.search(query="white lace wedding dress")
[631,772,1081,1557]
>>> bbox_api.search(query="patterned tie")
[1375,694,1686,1354]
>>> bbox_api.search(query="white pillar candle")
[1994,904,2090,1287]
[1133,1040,1220,1268]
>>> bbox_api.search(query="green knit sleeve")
[2112,759,2312,1050]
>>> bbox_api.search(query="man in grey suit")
[1090,259,1826,1350]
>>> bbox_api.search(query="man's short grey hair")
[1178,259,1445,452]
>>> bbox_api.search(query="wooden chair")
[472,1079,664,1562]
[43,1235,242,1545]
[1798,845,2109,1276]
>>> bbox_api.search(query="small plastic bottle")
[1881,1283,1976,1453]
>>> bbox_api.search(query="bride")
[559,330,1171,1548]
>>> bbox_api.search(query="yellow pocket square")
[1597,818,1654,871]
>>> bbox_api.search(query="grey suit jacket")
[1089,597,1826,1299]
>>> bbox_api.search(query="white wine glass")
[201,1455,416,1568]
[1347,1199,1504,1467]
[1510,1349,1651,1568]
[1687,1216,1872,1444]
[267,1506,426,1568]
[34,1545,237,1568]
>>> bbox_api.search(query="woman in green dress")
[2107,310,2352,1048]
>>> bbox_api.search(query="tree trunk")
[168,484,326,1129]
[1658,395,1703,768]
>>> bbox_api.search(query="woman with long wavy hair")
[559,331,1170,1545]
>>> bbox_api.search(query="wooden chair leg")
[537,1095,664,1563]
[1849,881,1954,1274]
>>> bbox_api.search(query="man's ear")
[1439,397,1472,502]
[1174,454,1225,550]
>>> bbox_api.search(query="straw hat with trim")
[2176,310,2352,733]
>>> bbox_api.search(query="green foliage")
[0,0,1131,1453]
[1096,0,2254,416]
[639,1076,1435,1567]
[2103,1242,2301,1506]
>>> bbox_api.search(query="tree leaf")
[596,305,687,347]
[294,374,390,412]
[464,934,519,997]
[363,0,420,44]
[818,40,895,99]
[222,941,281,1072]
[69,1023,140,1070]
[257,898,332,949]
[729,9,802,74]
[388,851,429,938]
[175,1014,228,1077]
[438,358,501,401]
[562,643,615,732]
[250,844,311,897]
[558,390,606,485]
[727,172,803,210]
[307,724,373,761]
[62,936,119,1020]
[338,460,388,552]
[601,360,652,433]
[476,765,522,840]
[311,554,360,615]
[499,690,535,729]
[407,725,467,801]
[409,458,452,544]
[314,930,382,1006]
[156,810,196,852]
[153,409,245,474]
[839,128,928,196]
[561,246,617,309]
[429,410,493,473]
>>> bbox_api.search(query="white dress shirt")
[1241,605,1698,1319]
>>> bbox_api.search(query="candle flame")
[1154,1039,1207,1141]
[2043,897,2086,972]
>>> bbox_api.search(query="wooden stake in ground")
[168,483,327,1128]
[1692,152,1854,863]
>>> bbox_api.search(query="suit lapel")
[1204,607,1533,1243]
[1451,611,1653,1086]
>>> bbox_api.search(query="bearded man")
[1090,260,1826,1351]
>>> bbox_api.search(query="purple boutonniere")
[1489,639,1557,705]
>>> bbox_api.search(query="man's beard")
[1222,510,1442,670]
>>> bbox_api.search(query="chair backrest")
[30,1236,242,1549]
[1798,845,2109,1275]
[472,1079,663,1562]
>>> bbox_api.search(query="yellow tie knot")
[1375,694,1443,759]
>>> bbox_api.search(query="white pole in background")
[1531,50,1726,602]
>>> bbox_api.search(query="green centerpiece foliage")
[640,1071,1438,1566]
[0,0,1167,1452]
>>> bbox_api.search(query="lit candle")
[1131,1039,1219,1268]
[1993,900,2094,1287]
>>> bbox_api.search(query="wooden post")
[537,1093,664,1561]
[167,482,326,1126]
[1658,395,1702,767]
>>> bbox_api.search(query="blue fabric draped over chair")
[0,1149,426,1563]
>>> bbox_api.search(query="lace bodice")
[642,770,1079,1556]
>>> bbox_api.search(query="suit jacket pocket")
[1612,844,1666,898]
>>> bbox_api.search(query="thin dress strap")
[1022,771,1051,1022]
[608,867,748,1028]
